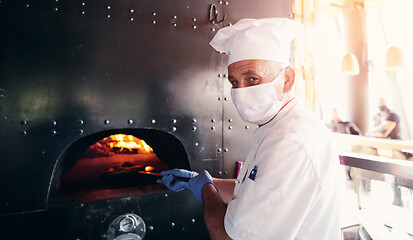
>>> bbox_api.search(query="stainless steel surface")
[339,151,413,180]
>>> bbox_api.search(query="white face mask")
[230,69,285,125]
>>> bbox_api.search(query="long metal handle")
[138,171,191,182]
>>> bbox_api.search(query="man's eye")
[232,80,238,87]
[248,77,258,82]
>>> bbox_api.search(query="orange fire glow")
[144,166,155,172]
[102,134,153,153]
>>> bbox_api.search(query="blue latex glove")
[156,169,196,192]
[188,170,216,202]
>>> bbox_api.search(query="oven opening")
[48,129,190,205]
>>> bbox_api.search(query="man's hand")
[156,169,196,192]
[188,170,216,202]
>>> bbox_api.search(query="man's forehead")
[228,59,277,73]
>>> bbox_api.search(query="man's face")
[378,98,386,108]
[227,59,282,89]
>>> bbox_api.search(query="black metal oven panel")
[0,0,224,215]
[1,191,209,240]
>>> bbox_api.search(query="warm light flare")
[102,134,153,153]
[145,166,154,172]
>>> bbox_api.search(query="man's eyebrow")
[242,70,258,76]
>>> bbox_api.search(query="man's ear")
[283,66,295,93]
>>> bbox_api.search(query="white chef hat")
[209,18,302,66]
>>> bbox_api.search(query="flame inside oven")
[53,134,171,203]
[96,134,154,154]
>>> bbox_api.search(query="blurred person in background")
[326,108,361,136]
[369,97,401,139]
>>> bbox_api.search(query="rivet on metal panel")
[191,219,196,223]
[106,14,111,19]
[224,171,228,174]
[245,125,250,129]
[149,226,154,231]
[224,97,228,101]
[228,126,232,130]
[218,97,222,101]
[211,28,216,32]
[218,73,222,77]
[228,23,232,26]
[106,5,111,10]
[219,0,223,4]
[211,126,216,130]
[225,1,229,5]
[81,2,85,6]
[172,119,177,124]
[152,12,156,16]
[128,119,134,125]
[130,17,134,21]
[26,4,30,8]
[192,25,197,29]
[51,130,57,136]
[78,119,84,125]
[151,119,156,124]
[223,74,228,78]
[192,18,197,22]
[211,119,215,122]
[173,15,177,19]
[78,129,84,135]
[172,23,177,27]
[41,150,46,155]
[164,193,168,197]
[192,126,196,131]
[172,127,177,132]
[80,203,84,207]
[81,11,85,15]
[130,9,134,13]
[152,20,156,24]
[21,130,27,136]
[192,118,197,123]
[195,142,199,146]
[171,222,175,227]
[54,7,58,11]
[21,120,27,125]
[217,148,222,152]
[52,120,57,126]
[228,119,232,122]
[224,148,228,152]
[218,171,222,175]
[104,120,110,125]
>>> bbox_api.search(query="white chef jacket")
[224,99,341,240]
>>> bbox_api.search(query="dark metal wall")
[0,0,291,238]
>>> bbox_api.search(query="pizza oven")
[49,129,190,205]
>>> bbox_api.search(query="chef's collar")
[261,98,298,128]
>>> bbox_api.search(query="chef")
[158,18,341,240]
